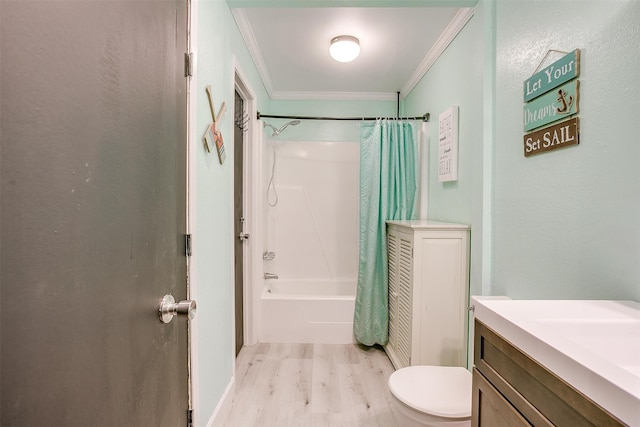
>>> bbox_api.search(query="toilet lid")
[388,366,472,419]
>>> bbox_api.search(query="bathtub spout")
[264,272,279,280]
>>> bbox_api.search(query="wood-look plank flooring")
[222,343,400,427]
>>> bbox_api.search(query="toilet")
[388,365,472,427]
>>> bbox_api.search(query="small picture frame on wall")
[438,106,459,182]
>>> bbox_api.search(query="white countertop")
[472,297,640,426]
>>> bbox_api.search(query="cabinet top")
[386,220,470,231]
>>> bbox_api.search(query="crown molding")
[233,8,396,102]
[227,1,479,7]
[400,7,474,98]
[233,5,475,101]
[231,8,275,96]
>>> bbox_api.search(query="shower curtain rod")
[256,112,430,122]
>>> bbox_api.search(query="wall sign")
[524,117,579,157]
[522,48,581,157]
[438,106,459,182]
[524,49,580,102]
[523,80,579,132]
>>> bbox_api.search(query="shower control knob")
[238,231,250,241]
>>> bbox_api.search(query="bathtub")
[258,280,356,344]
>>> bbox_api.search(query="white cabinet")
[385,220,470,370]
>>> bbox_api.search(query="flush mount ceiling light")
[329,35,360,63]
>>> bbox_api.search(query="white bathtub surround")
[265,140,359,280]
[258,138,360,344]
[260,280,356,344]
[472,297,640,426]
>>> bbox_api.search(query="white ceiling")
[232,6,474,101]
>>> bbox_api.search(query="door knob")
[238,231,250,241]
[159,294,197,323]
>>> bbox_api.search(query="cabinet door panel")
[416,236,467,366]
[397,235,413,366]
[387,232,399,353]
[385,229,413,369]
[474,321,625,427]
[472,369,531,427]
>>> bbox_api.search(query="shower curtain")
[354,119,418,346]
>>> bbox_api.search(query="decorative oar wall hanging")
[204,85,227,164]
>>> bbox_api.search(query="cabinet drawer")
[474,320,624,427]
[472,368,532,427]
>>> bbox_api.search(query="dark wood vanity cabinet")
[471,320,625,427]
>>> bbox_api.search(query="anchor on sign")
[556,88,574,114]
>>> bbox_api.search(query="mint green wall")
[492,0,640,299]
[195,0,639,423]
[193,1,269,425]
[403,0,640,301]
[264,99,395,141]
[402,6,486,296]
[194,1,234,423]
[193,3,410,424]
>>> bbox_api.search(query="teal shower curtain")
[354,120,419,346]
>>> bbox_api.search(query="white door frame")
[233,58,259,350]
[186,0,199,422]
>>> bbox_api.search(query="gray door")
[233,90,245,356]
[1,1,189,426]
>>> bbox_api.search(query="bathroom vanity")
[471,298,640,427]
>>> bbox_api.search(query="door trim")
[233,57,258,351]
[186,0,200,423]
[184,0,195,419]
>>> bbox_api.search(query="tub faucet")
[264,272,278,280]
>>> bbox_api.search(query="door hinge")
[187,408,194,427]
[185,234,192,257]
[184,52,194,77]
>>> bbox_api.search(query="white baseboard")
[206,377,236,427]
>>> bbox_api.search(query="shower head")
[263,120,301,137]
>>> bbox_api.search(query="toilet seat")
[388,366,472,419]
